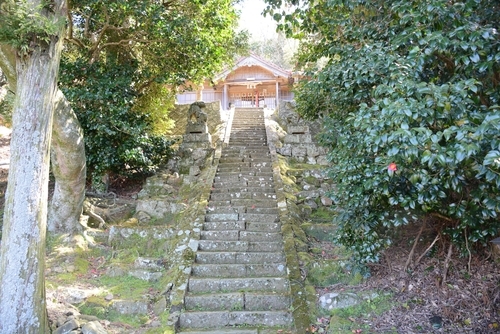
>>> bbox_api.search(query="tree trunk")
[0,1,67,332]
[48,89,87,232]
[1,38,86,234]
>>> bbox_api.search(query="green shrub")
[271,0,500,262]
[59,58,175,183]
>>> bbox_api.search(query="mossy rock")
[307,260,363,287]
[85,295,110,308]
[301,223,336,241]
[304,175,321,187]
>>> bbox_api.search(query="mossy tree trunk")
[0,1,67,332]
[0,37,86,234]
[48,89,86,232]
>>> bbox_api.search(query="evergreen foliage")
[265,0,500,262]
[60,0,247,184]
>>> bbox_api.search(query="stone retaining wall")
[274,101,329,165]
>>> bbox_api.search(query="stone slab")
[197,240,282,252]
[192,263,287,278]
[188,277,290,293]
[184,293,244,311]
[200,230,239,241]
[239,231,281,242]
[203,221,245,231]
[196,252,285,264]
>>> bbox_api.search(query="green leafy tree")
[61,0,247,186]
[265,0,500,262]
[250,31,296,69]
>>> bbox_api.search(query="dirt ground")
[0,126,499,333]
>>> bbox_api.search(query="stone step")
[179,310,293,329]
[232,121,264,124]
[209,192,276,201]
[229,139,267,143]
[212,180,248,188]
[210,187,276,194]
[217,162,251,168]
[229,141,267,146]
[229,200,277,208]
[209,192,252,201]
[205,212,279,223]
[184,292,290,311]
[200,230,239,240]
[245,207,279,214]
[230,135,267,140]
[203,221,281,233]
[205,212,239,222]
[205,207,239,214]
[227,145,269,150]
[215,167,271,174]
[232,122,264,125]
[212,181,275,189]
[215,167,273,174]
[191,263,287,278]
[198,240,282,252]
[195,251,285,264]
[206,206,277,215]
[188,277,290,294]
[218,159,272,165]
[177,330,260,334]
[203,221,245,231]
[232,167,272,174]
[239,213,279,223]
[230,134,267,138]
[200,231,282,242]
[222,148,270,154]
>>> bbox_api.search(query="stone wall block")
[288,125,309,134]
[291,146,307,158]
[276,145,292,156]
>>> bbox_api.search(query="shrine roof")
[214,53,291,82]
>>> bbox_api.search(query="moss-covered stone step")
[191,263,287,278]
[226,145,270,150]
[230,132,266,136]
[221,150,270,157]
[238,168,273,175]
[212,180,248,188]
[197,240,283,252]
[239,213,278,223]
[217,162,252,169]
[200,230,281,242]
[209,192,252,201]
[209,192,276,201]
[216,166,273,174]
[210,186,276,194]
[205,212,279,223]
[184,292,290,311]
[178,329,259,334]
[229,199,278,208]
[179,310,292,329]
[244,207,279,214]
[195,251,285,264]
[202,221,281,233]
[187,277,290,294]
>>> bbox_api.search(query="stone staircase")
[178,108,294,333]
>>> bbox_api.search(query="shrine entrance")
[176,54,296,109]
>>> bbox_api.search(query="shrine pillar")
[223,84,228,109]
[275,81,280,108]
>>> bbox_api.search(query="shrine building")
[176,53,295,109]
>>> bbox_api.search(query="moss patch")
[307,259,364,287]
[327,293,394,333]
